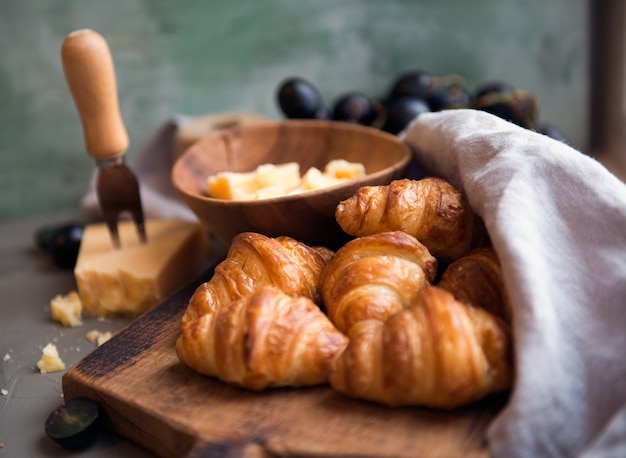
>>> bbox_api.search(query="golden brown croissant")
[319,231,437,334]
[438,246,512,324]
[335,177,489,261]
[176,286,348,390]
[181,232,334,325]
[329,285,513,409]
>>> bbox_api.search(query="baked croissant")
[335,177,489,261]
[329,285,513,409]
[319,231,437,334]
[176,286,348,390]
[181,232,334,325]
[438,246,512,324]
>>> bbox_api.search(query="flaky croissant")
[319,231,437,334]
[176,286,348,390]
[181,232,334,325]
[329,285,513,409]
[335,177,489,261]
[438,246,512,324]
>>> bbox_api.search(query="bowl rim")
[171,119,412,206]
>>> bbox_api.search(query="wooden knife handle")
[61,29,129,160]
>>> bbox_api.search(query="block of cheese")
[75,220,210,317]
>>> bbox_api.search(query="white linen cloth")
[402,110,626,458]
[83,110,626,457]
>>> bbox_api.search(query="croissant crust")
[319,231,437,333]
[181,232,333,325]
[329,286,513,409]
[335,177,489,261]
[176,286,348,390]
[438,246,512,323]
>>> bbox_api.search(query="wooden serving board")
[62,258,507,458]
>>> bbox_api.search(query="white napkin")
[402,109,626,458]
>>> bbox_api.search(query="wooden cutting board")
[62,259,508,458]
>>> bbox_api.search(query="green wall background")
[0,0,588,220]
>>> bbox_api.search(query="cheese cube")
[208,170,259,200]
[324,159,366,180]
[74,220,209,317]
[253,163,301,190]
[300,167,342,191]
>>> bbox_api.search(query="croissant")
[335,177,489,261]
[320,231,437,334]
[181,232,334,325]
[438,246,512,324]
[329,285,513,409]
[176,286,348,390]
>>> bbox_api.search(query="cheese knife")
[61,28,146,249]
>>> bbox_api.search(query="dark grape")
[381,96,431,135]
[276,77,328,119]
[385,70,435,102]
[426,84,471,111]
[472,81,539,129]
[331,92,377,125]
[45,397,102,451]
[34,222,84,270]
[272,72,560,143]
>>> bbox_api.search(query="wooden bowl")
[171,120,412,248]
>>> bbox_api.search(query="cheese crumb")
[3,353,11,362]
[1,388,8,396]
[86,330,113,347]
[37,343,65,373]
[50,291,83,327]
